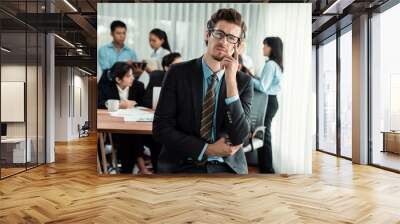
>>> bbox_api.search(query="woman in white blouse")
[148,28,171,71]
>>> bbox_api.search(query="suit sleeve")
[225,76,254,145]
[152,66,206,159]
[98,48,108,72]
[141,83,153,108]
[97,83,107,109]
[134,82,146,106]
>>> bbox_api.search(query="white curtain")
[98,3,312,174]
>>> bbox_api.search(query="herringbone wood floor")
[1,134,400,224]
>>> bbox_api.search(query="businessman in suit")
[153,8,253,174]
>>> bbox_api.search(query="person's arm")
[98,48,108,72]
[131,49,139,61]
[141,87,153,109]
[152,65,206,159]
[134,81,146,106]
[221,46,253,146]
[224,76,254,145]
[97,83,108,109]
[197,77,253,160]
[254,62,275,93]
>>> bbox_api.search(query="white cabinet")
[1,138,32,163]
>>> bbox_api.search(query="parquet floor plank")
[0,134,399,223]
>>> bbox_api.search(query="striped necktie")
[200,73,218,142]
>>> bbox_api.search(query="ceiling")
[0,0,395,74]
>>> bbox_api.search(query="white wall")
[54,67,89,141]
[1,64,46,164]
[312,45,317,151]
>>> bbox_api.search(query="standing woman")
[148,28,171,71]
[252,37,283,173]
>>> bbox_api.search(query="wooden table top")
[97,109,153,134]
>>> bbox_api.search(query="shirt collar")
[108,42,128,51]
[116,84,129,93]
[155,47,164,55]
[201,56,225,81]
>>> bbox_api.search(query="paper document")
[109,108,154,122]
[124,114,154,122]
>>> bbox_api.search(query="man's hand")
[119,100,137,109]
[132,63,144,77]
[221,45,239,98]
[205,137,242,157]
[221,45,239,82]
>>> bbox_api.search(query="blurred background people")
[98,20,138,79]
[252,37,284,173]
[141,52,182,109]
[97,62,151,174]
[147,28,172,71]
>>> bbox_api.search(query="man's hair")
[206,8,247,40]
[110,20,127,32]
[161,52,181,71]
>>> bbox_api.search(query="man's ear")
[204,31,210,46]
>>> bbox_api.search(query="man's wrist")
[204,143,211,156]
[226,80,238,98]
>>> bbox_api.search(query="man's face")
[111,27,126,44]
[205,20,241,61]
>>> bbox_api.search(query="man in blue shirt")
[153,9,253,174]
[98,20,138,75]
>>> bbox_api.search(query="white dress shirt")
[150,47,171,70]
[116,84,129,101]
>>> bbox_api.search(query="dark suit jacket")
[97,80,145,109]
[141,70,165,109]
[153,57,254,174]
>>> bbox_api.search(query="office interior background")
[1,0,399,178]
[0,0,400,222]
[0,0,97,179]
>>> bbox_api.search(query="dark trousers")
[113,134,143,174]
[258,95,278,173]
[114,134,161,174]
[142,135,161,173]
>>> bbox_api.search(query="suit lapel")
[191,57,204,136]
[111,84,120,100]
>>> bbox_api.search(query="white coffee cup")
[105,99,119,112]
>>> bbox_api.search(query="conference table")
[97,109,153,174]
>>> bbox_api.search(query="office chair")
[243,89,268,166]
[78,121,90,138]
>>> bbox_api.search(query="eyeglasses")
[209,29,241,44]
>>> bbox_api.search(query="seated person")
[141,52,182,108]
[133,53,181,173]
[97,62,151,174]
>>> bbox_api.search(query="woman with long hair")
[252,37,283,173]
[148,28,171,70]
